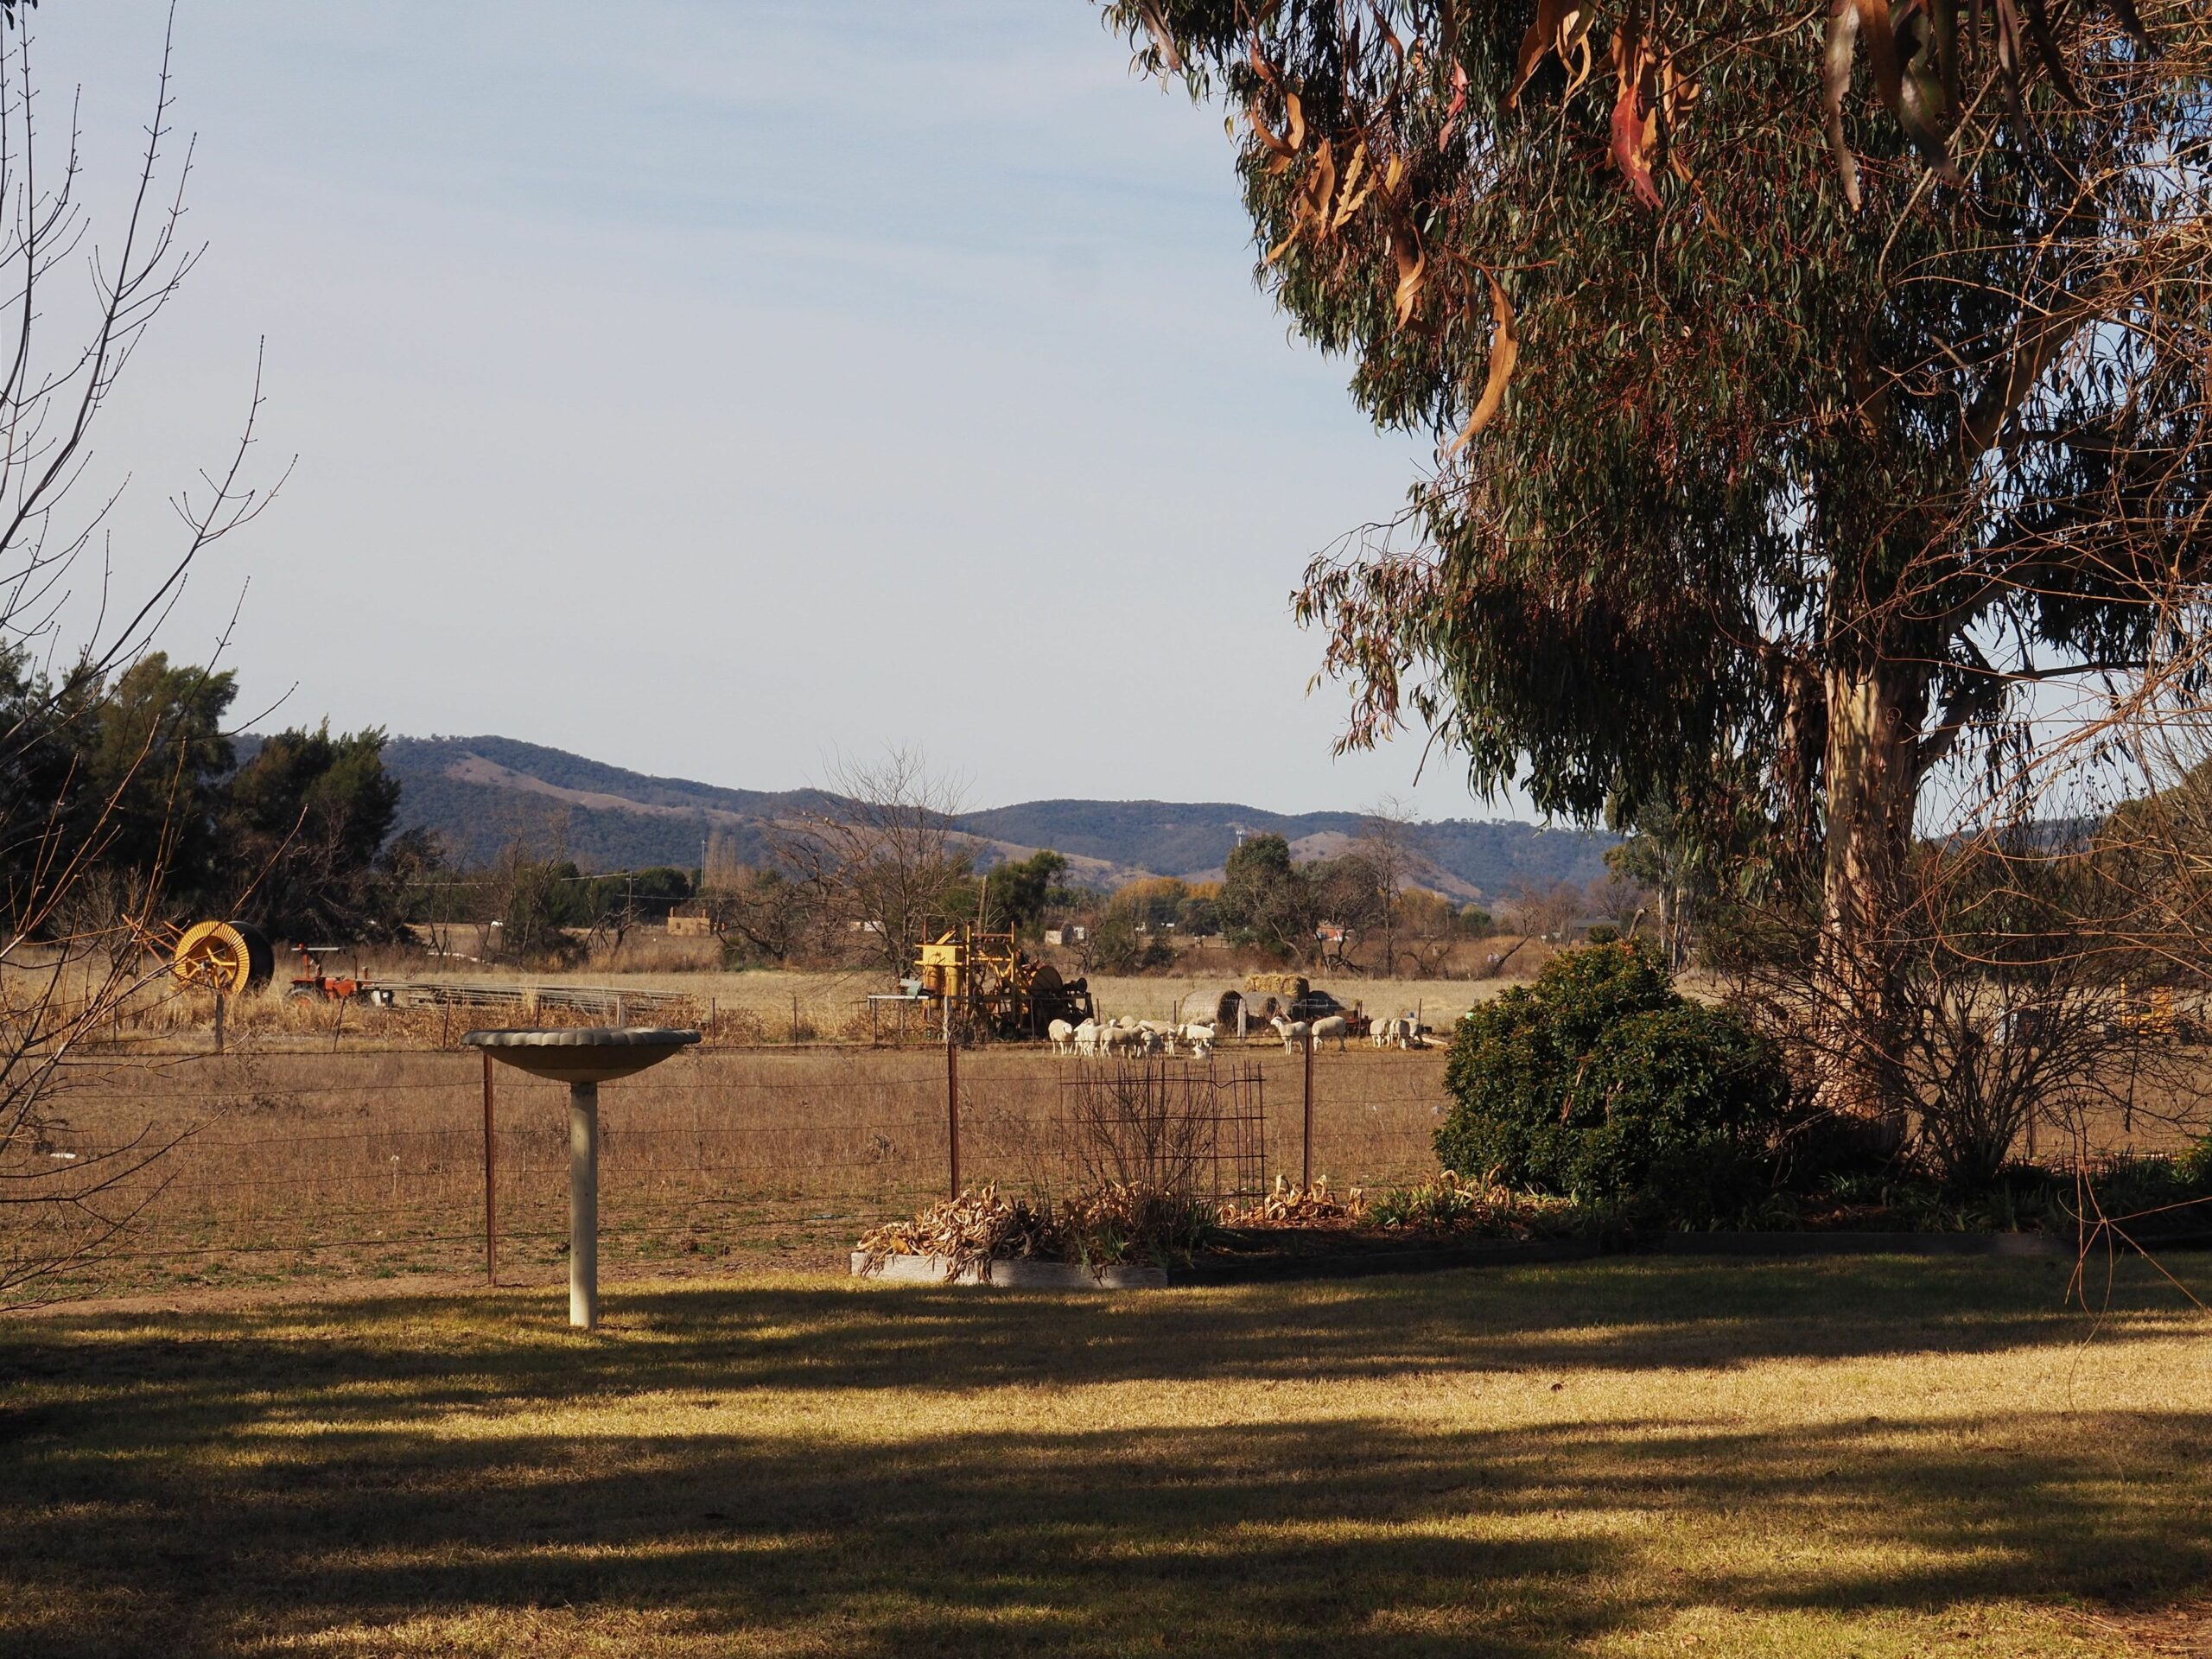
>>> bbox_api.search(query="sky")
[29,2,1532,822]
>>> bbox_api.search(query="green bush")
[1436,940,1789,1224]
[1086,912,1171,975]
[2076,1149,2212,1241]
[2177,1135,2212,1192]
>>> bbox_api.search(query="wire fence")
[27,1042,1452,1295]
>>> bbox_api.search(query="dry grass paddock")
[48,961,1523,1053]
[2,1255,2208,1657]
[33,1044,1455,1301]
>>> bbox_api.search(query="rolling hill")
[382,735,1618,900]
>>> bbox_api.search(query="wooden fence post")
[482,1048,498,1285]
[213,992,225,1055]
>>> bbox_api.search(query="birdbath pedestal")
[461,1027,700,1329]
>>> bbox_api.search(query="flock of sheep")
[1044,1013,1426,1057]
[1047,1017,1219,1058]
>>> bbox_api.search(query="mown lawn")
[2,1255,2208,1657]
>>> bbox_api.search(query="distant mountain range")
[381,734,1618,902]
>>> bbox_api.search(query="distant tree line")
[1210,832,1507,974]
[407,856,701,969]
[3,660,1667,979]
[685,815,1539,979]
[1,647,415,944]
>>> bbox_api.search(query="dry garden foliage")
[856,1182,1221,1278]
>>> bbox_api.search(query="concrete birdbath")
[462,1026,700,1329]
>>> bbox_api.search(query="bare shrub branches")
[0,13,280,1301]
[1058,1059,1265,1203]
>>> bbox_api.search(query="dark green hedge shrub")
[1436,940,1790,1224]
[2177,1135,2212,1192]
[2077,1145,2212,1241]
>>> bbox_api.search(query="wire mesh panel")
[1052,1060,1267,1202]
[1304,1049,1449,1188]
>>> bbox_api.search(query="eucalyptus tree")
[1102,0,2210,1119]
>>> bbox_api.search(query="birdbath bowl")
[463,1027,700,1328]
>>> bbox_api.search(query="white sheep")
[1048,1018,1076,1054]
[1073,1020,1103,1057]
[1270,1016,1311,1054]
[1178,1021,1216,1051]
[1189,1038,1214,1058]
[1372,1015,1413,1050]
[1311,1014,1350,1051]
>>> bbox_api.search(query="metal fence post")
[481,1048,498,1286]
[1301,1033,1314,1191]
[947,1027,962,1198]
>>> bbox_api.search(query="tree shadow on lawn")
[2,1256,2208,1654]
[3,1399,2207,1656]
[9,1254,2196,1414]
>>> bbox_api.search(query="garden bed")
[844,1165,2143,1290]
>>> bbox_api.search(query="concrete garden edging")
[849,1251,1169,1289]
[1643,1230,2069,1259]
[853,1237,1598,1288]
[1172,1236,1601,1284]
[849,1230,2070,1290]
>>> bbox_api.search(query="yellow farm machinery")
[2107,981,2209,1044]
[134,917,277,995]
[910,925,1095,1039]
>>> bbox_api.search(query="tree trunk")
[1816,657,1925,1130]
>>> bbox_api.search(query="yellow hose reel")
[168,919,275,995]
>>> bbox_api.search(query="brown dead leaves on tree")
[1249,35,1519,444]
